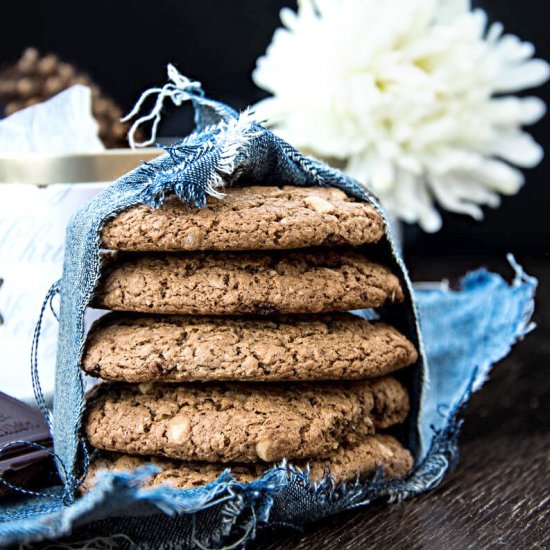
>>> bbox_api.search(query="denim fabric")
[52,90,426,494]
[0,81,537,548]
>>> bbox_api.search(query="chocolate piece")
[0,392,52,495]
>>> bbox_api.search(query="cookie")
[86,435,413,490]
[84,378,409,464]
[86,454,262,490]
[92,249,404,315]
[101,186,385,252]
[84,380,377,463]
[82,313,417,383]
[370,376,411,429]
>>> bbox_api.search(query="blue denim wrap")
[0,85,537,549]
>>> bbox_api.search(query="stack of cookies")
[82,186,418,489]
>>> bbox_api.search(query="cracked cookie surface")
[93,249,404,315]
[84,378,408,463]
[82,313,418,382]
[101,186,385,252]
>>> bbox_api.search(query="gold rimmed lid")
[0,148,164,185]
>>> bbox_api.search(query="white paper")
[0,85,108,401]
[0,85,104,154]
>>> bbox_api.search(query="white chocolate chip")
[193,344,213,363]
[208,275,227,289]
[138,382,154,394]
[167,416,191,444]
[184,228,202,247]
[255,440,272,461]
[328,189,347,201]
[375,441,395,459]
[256,344,280,365]
[241,355,259,373]
[135,422,146,434]
[304,196,335,214]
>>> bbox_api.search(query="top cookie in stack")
[82,185,418,488]
[100,185,385,251]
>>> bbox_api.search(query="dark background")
[0,0,548,256]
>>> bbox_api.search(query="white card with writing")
[0,182,107,402]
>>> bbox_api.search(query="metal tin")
[0,148,162,185]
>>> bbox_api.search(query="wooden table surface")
[254,254,550,550]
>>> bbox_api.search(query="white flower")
[253,0,549,231]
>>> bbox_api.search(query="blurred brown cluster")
[0,48,135,148]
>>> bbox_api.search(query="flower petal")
[496,34,536,62]
[429,173,503,219]
[392,170,442,232]
[430,175,485,219]
[473,159,524,194]
[490,132,544,168]
[494,59,550,93]
[488,97,546,126]
[435,0,470,24]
